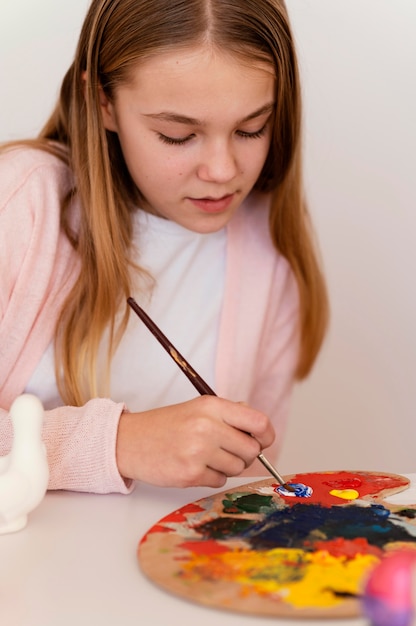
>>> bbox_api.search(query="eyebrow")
[143,102,275,126]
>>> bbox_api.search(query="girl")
[0,0,328,494]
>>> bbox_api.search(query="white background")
[1,0,415,474]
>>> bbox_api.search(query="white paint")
[0,1,414,474]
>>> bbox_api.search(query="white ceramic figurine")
[0,394,49,534]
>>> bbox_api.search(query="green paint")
[222,493,277,515]
[194,517,253,539]
[397,508,416,519]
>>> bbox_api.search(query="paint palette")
[138,471,416,618]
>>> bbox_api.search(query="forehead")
[118,45,275,119]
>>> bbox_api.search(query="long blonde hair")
[8,0,329,404]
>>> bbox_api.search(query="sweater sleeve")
[0,148,133,494]
[0,399,133,494]
[0,147,80,406]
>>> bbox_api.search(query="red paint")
[279,471,408,508]
[178,540,230,555]
[323,477,362,489]
[143,503,205,538]
[160,502,205,523]
[314,537,383,559]
[146,524,174,536]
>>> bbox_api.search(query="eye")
[157,133,195,146]
[236,124,268,140]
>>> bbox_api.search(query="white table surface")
[1,473,415,626]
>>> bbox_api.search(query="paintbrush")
[127,296,294,491]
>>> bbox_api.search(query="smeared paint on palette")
[138,471,416,618]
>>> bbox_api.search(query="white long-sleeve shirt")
[26,207,227,411]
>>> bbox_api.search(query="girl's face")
[100,45,275,234]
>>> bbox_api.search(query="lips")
[188,193,235,213]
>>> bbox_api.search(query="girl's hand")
[115,395,275,488]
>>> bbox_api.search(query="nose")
[197,139,238,183]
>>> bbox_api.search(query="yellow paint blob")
[329,489,360,500]
[281,550,378,607]
[180,547,379,608]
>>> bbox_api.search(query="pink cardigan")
[0,148,300,494]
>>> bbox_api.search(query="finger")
[180,465,228,489]
[217,400,275,448]
[201,467,228,488]
[218,427,262,466]
[207,446,252,477]
[187,408,262,467]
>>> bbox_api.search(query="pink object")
[362,549,416,626]
[365,550,416,607]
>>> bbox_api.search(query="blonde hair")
[7,0,329,404]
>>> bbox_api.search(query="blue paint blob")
[276,483,313,498]
[371,504,391,519]
[238,503,413,550]
[193,500,416,555]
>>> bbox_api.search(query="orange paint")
[314,537,383,559]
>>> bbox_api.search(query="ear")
[98,85,118,132]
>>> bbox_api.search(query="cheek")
[138,163,177,189]
[163,154,194,179]
[245,146,269,177]
[242,135,271,166]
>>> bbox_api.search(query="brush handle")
[127,297,290,488]
[127,297,215,394]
